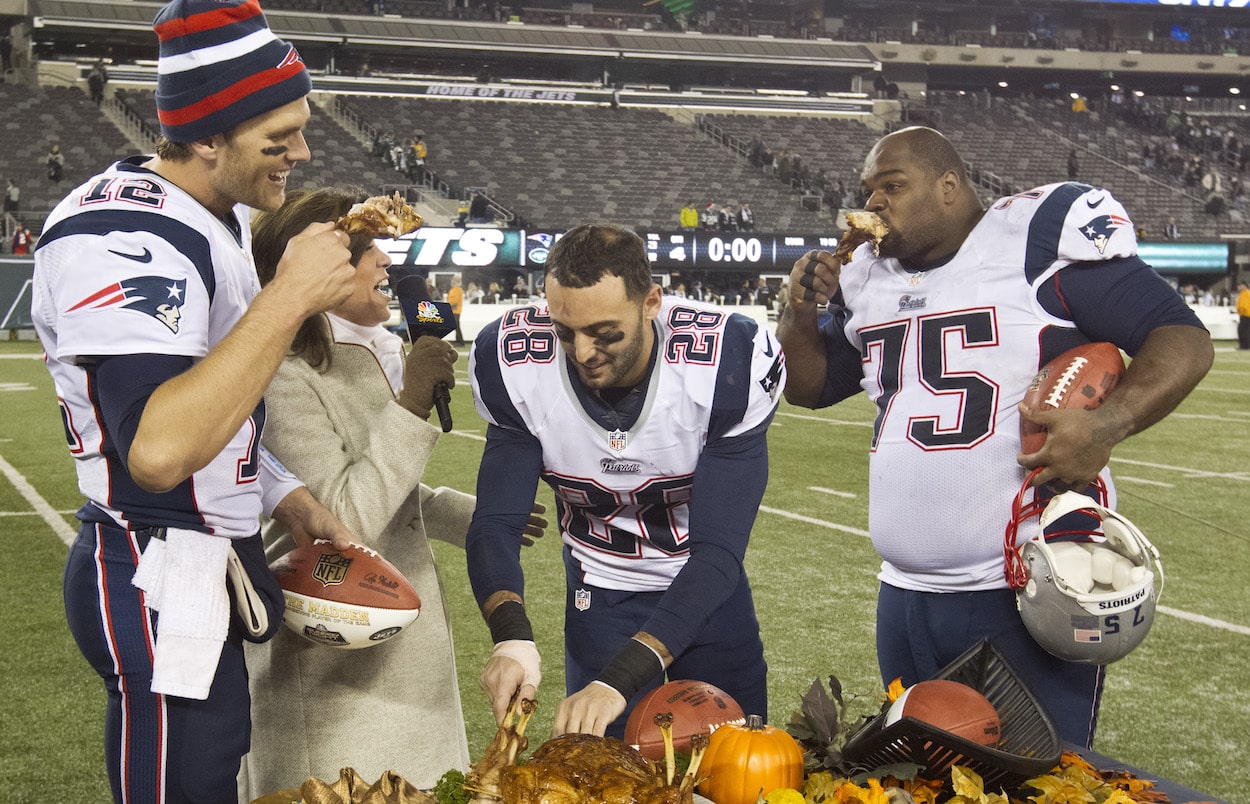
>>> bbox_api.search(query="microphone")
[389,266,457,432]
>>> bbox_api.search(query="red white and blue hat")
[153,0,311,142]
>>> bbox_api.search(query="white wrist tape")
[492,639,542,689]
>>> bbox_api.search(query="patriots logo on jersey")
[1079,214,1132,255]
[66,276,188,334]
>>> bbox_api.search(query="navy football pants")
[876,582,1104,748]
[64,521,253,804]
[563,555,768,739]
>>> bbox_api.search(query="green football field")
[2,336,1247,803]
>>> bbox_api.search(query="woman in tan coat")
[238,188,540,796]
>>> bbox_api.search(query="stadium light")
[1134,90,1145,97]
[1110,84,1120,91]
[998,81,1008,88]
[1069,92,1080,99]
[1231,88,1242,95]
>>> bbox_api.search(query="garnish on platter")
[336,191,424,238]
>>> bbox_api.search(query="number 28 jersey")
[31,157,266,537]
[470,296,784,592]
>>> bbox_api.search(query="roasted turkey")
[467,695,707,804]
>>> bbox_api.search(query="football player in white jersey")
[29,1,360,800]
[777,126,1212,748]
[468,224,786,738]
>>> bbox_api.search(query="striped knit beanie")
[153,0,311,142]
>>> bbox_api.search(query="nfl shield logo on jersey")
[608,428,628,453]
[574,588,591,611]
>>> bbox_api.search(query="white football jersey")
[31,158,266,537]
[837,182,1121,592]
[471,296,784,592]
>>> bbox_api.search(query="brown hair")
[544,223,653,300]
[251,187,374,370]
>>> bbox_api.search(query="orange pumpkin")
[696,714,804,804]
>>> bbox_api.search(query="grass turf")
[2,338,1247,801]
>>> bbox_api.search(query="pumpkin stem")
[745,714,765,730]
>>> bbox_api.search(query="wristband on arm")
[595,637,666,702]
[486,598,535,643]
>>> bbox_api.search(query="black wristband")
[487,599,534,643]
[595,638,664,701]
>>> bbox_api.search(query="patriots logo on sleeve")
[66,276,188,334]
[1078,214,1132,255]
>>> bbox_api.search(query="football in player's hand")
[270,541,420,649]
[884,679,1001,746]
[1020,342,1125,454]
[624,679,746,760]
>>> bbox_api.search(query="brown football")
[1020,342,1125,454]
[624,679,745,760]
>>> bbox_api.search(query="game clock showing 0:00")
[643,232,840,269]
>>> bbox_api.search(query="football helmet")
[1004,473,1164,664]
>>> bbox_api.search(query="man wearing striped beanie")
[31,1,363,801]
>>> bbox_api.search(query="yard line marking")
[1170,412,1250,424]
[0,454,75,546]
[1158,606,1250,637]
[1228,411,1250,418]
[1111,456,1250,481]
[1114,476,1175,488]
[0,382,36,392]
[0,509,77,517]
[758,505,870,538]
[0,354,44,359]
[1204,369,1250,376]
[447,429,486,442]
[1198,386,1250,395]
[775,411,873,427]
[761,504,1247,636]
[808,486,859,498]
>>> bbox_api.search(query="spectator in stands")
[701,202,717,231]
[680,201,699,231]
[410,135,427,183]
[718,204,737,232]
[737,202,754,232]
[761,143,775,175]
[3,178,18,217]
[512,275,529,299]
[1067,149,1079,181]
[778,149,793,186]
[0,32,11,72]
[1071,95,1088,113]
[46,143,64,183]
[11,222,30,255]
[457,197,470,226]
[470,191,491,224]
[1164,217,1180,240]
[754,277,771,309]
[88,60,108,105]
[735,279,754,305]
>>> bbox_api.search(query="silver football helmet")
[1004,476,1164,664]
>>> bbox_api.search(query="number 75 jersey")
[469,296,784,592]
[834,182,1132,592]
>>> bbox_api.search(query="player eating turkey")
[466,223,786,740]
[776,126,1213,749]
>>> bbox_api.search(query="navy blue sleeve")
[465,423,545,610]
[815,293,866,408]
[1039,256,1206,356]
[93,352,193,465]
[641,424,770,658]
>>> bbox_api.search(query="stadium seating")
[336,95,832,231]
[0,83,132,232]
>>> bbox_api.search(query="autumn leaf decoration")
[785,675,884,774]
